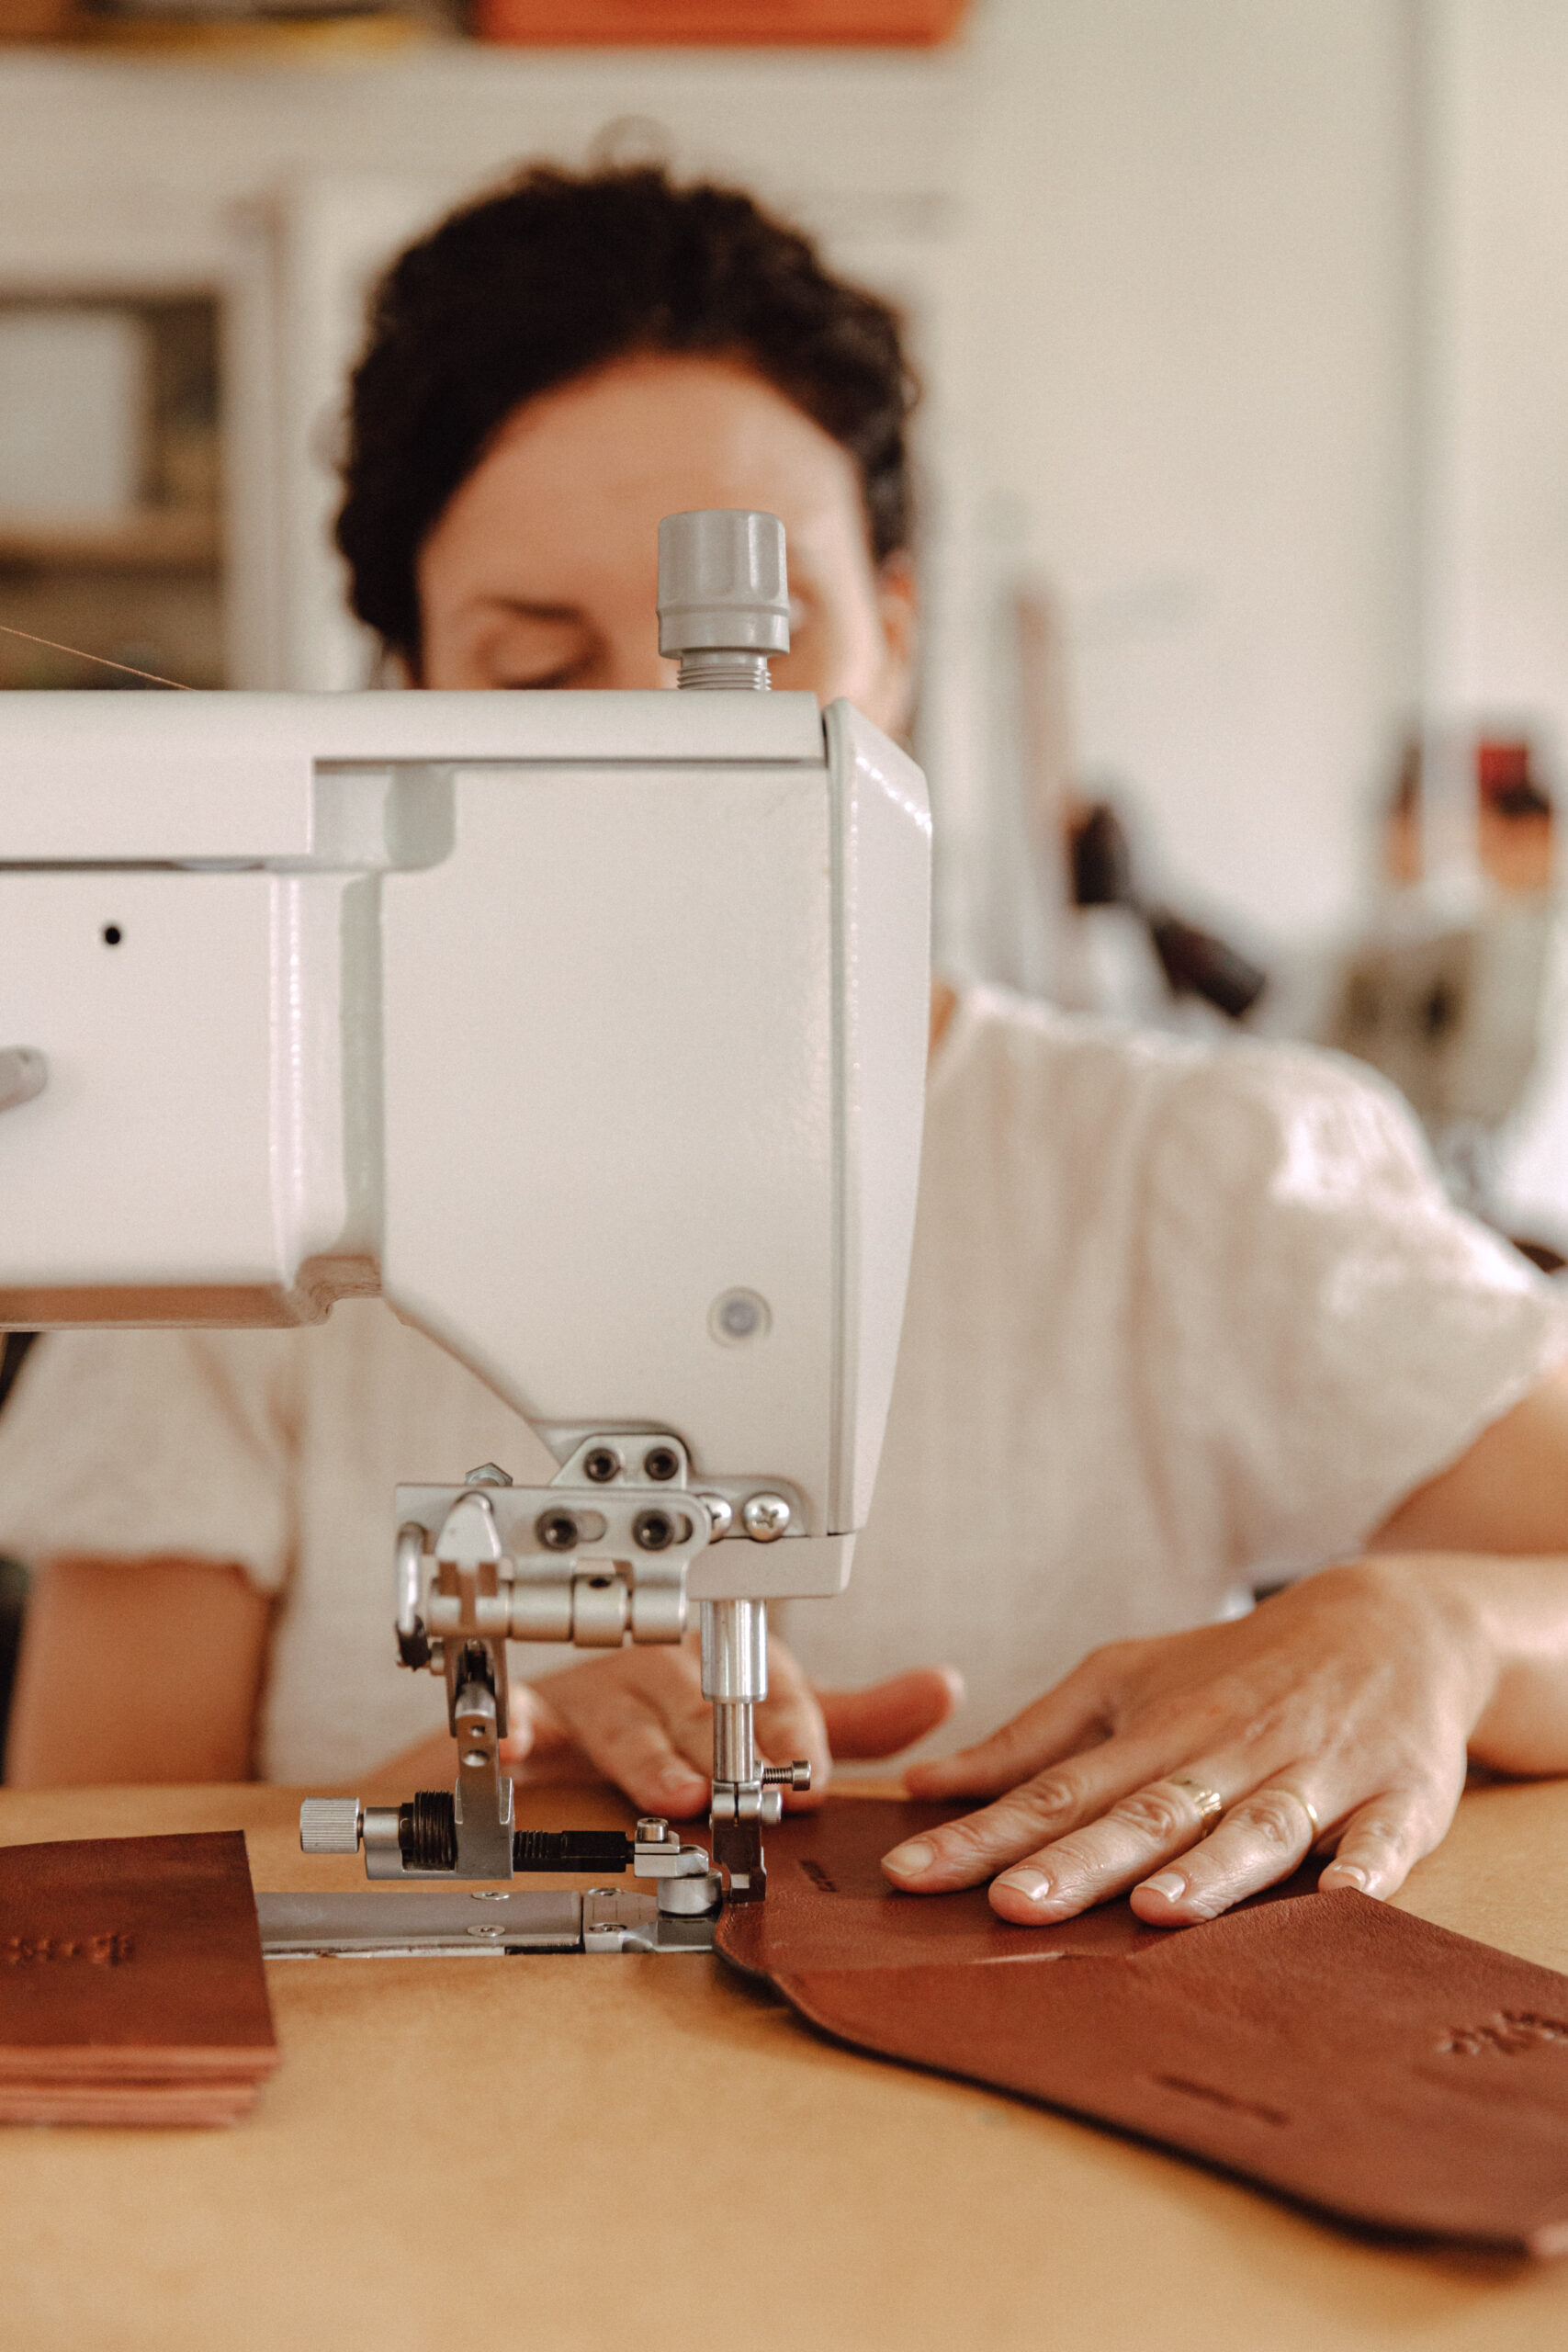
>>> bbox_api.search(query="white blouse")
[2,989,1562,1779]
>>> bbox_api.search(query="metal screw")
[537,1510,579,1552]
[741,1492,792,1543]
[583,1447,620,1484]
[643,1445,681,1484]
[762,1760,812,1791]
[633,1510,674,1553]
[697,1492,734,1541]
[466,1463,513,1487]
[636,1816,673,1843]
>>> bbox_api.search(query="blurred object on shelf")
[47,1,433,53]
[0,295,223,690]
[476,0,968,46]
[978,563,1269,1027]
[1386,732,1554,898]
[1065,796,1269,1025]
[0,311,148,523]
[1325,904,1553,1153]
[0,514,219,571]
[0,0,76,40]
[977,576,1074,1000]
[1321,725,1566,1258]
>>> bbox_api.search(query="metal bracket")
[257,1888,716,1958]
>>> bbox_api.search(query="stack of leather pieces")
[0,1829,277,2125]
[716,1798,1568,2256]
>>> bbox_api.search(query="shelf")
[0,510,220,573]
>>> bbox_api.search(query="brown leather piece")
[0,1830,278,2126]
[717,1800,1568,2255]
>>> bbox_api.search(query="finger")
[1316,1790,1443,1903]
[818,1667,965,1761]
[501,1683,571,1763]
[497,1689,537,1767]
[987,1773,1240,1924]
[902,1657,1111,1799]
[883,1730,1179,1893]
[552,1689,709,1817]
[1126,1783,1323,1927]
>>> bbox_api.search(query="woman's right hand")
[504,1634,962,1816]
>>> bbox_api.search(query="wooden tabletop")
[5,1773,1568,2352]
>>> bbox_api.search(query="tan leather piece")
[717,1799,1568,2254]
[0,1829,277,2126]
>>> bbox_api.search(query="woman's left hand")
[885,1558,1502,1926]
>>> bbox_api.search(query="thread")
[0,618,190,691]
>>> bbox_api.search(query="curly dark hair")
[335,164,919,664]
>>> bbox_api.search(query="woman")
[5,165,1568,1934]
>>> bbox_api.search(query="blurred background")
[2,0,1566,1253]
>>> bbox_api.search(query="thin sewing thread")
[0,619,191,691]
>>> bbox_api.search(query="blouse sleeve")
[1134,1038,1568,1577]
[0,1326,301,1594]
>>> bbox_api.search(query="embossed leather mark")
[1439,2009,1568,2057]
[4,1933,134,1967]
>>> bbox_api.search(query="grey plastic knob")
[299,1797,364,1855]
[657,510,790,657]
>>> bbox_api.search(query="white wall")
[953,0,1420,943]
[1440,0,1568,752]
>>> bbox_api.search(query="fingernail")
[996,1868,1053,1904]
[883,1838,935,1879]
[1325,1862,1368,1892]
[1141,1871,1188,1903]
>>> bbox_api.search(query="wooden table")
[5,1774,1568,2351]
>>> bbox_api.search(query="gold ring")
[1280,1789,1321,1837]
[1167,1775,1224,1833]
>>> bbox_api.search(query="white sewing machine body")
[0,686,929,1597]
[0,513,932,1937]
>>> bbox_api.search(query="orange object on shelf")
[476,0,969,46]
[0,0,76,40]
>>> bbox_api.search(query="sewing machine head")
[0,511,931,1939]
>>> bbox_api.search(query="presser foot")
[709,1758,812,1903]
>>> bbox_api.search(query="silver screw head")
[741,1492,792,1543]
[465,1462,513,1487]
[697,1492,735,1542]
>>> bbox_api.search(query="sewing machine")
[0,513,931,1955]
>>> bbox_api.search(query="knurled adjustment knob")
[657,510,790,690]
[299,1797,364,1855]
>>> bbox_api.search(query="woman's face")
[415,353,916,735]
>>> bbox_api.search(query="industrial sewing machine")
[0,512,931,1957]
